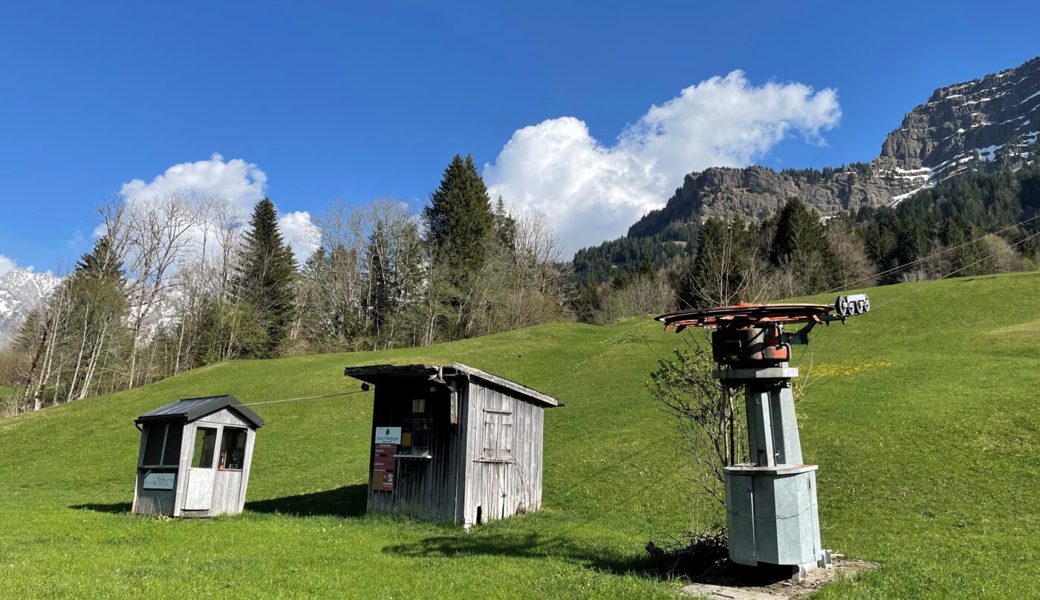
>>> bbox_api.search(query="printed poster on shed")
[372,439,397,492]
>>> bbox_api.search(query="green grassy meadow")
[1,272,1039,598]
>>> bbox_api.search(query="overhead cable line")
[799,228,1040,392]
[237,389,369,407]
[823,213,1040,296]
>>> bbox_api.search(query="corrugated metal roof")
[343,363,559,407]
[343,364,434,385]
[135,395,265,428]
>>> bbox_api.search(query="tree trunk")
[66,304,91,403]
[79,321,108,401]
[21,324,49,411]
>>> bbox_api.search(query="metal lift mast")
[656,294,870,579]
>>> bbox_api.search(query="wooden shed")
[343,363,558,527]
[132,395,264,517]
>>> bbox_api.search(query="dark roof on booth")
[135,395,265,428]
[343,363,559,407]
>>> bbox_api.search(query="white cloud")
[120,153,268,212]
[117,153,319,264]
[483,70,841,255]
[278,211,322,263]
[0,254,15,277]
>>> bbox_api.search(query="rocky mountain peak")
[876,56,1040,195]
[625,56,1040,238]
[0,268,62,348]
[881,56,1040,167]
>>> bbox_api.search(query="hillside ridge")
[2,272,1040,598]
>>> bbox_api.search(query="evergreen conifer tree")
[769,198,835,293]
[422,154,495,279]
[75,234,124,281]
[493,197,517,253]
[53,233,128,403]
[367,212,425,346]
[234,198,297,357]
[770,198,828,265]
[296,247,336,347]
[368,220,393,337]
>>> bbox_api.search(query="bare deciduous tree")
[676,219,771,310]
[102,194,202,388]
[648,344,746,524]
[825,219,877,289]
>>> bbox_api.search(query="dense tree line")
[856,165,1040,280]
[778,161,874,183]
[577,198,871,320]
[578,164,1040,321]
[573,222,697,287]
[5,155,1037,413]
[5,154,568,413]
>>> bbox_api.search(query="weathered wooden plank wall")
[133,485,176,515]
[462,381,544,526]
[182,409,251,518]
[360,370,548,527]
[366,382,468,523]
[133,408,256,518]
[133,423,182,516]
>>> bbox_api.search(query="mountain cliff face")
[877,56,1040,184]
[628,56,1040,238]
[628,164,899,237]
[0,268,61,349]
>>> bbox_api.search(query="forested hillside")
[572,56,1040,316]
[575,163,1040,322]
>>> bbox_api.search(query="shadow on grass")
[71,501,133,514]
[70,485,368,518]
[382,531,655,577]
[246,484,367,517]
[382,530,801,586]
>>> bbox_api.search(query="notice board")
[372,442,396,492]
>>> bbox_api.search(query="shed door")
[185,427,218,510]
[481,399,514,521]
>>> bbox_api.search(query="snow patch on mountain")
[0,268,62,349]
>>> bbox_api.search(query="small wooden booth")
[132,395,264,517]
[344,363,558,527]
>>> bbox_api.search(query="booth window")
[142,423,183,467]
[220,428,247,470]
[192,427,217,468]
[407,418,432,456]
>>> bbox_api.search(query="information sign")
[375,426,402,444]
[143,471,175,490]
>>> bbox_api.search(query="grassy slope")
[1,272,1039,598]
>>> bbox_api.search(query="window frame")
[140,423,184,468]
[218,427,248,471]
[479,408,514,463]
[191,427,218,469]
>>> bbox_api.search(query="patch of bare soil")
[645,532,878,599]
[679,556,878,599]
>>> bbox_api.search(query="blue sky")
[1,0,1038,271]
